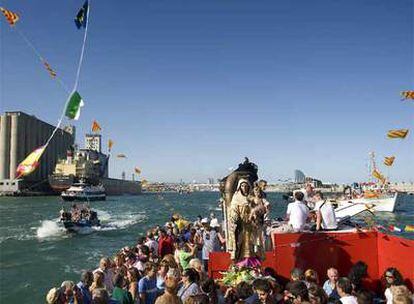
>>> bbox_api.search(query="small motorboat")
[61,182,106,201]
[334,192,399,213]
[60,205,100,233]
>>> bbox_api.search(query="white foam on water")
[96,211,147,231]
[36,220,66,239]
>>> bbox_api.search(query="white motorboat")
[61,183,106,201]
[334,192,399,213]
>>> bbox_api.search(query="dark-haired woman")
[383,268,404,304]
[177,268,200,303]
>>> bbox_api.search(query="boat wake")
[36,220,67,239]
[95,209,147,231]
[34,209,147,239]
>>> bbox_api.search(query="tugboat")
[59,204,100,233]
[61,182,106,201]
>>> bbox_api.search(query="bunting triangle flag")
[401,91,414,100]
[65,91,84,120]
[0,7,19,26]
[387,129,409,139]
[74,1,89,29]
[42,60,57,78]
[91,120,101,132]
[383,156,395,167]
[16,146,46,178]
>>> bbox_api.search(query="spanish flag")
[387,129,409,139]
[91,120,101,132]
[384,156,395,167]
[16,146,46,178]
[0,7,19,26]
[401,91,414,100]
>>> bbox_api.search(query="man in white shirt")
[337,277,357,304]
[314,191,338,231]
[286,191,309,231]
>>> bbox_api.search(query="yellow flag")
[372,169,386,183]
[16,146,46,178]
[0,7,19,26]
[401,91,414,100]
[91,120,102,133]
[387,129,409,139]
[383,156,395,167]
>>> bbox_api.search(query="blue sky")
[0,0,413,183]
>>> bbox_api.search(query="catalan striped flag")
[372,169,386,183]
[91,120,101,132]
[401,91,414,100]
[0,7,19,26]
[42,60,57,78]
[383,156,395,167]
[387,129,409,139]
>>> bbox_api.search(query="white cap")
[201,218,209,224]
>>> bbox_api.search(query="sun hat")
[46,287,61,304]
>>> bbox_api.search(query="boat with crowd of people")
[59,203,101,233]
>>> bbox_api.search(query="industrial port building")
[0,111,74,194]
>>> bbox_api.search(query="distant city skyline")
[1,0,413,183]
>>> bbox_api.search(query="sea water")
[0,192,413,303]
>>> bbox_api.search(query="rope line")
[73,0,91,92]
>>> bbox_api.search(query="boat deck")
[209,231,414,293]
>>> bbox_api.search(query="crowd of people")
[60,204,99,223]
[46,211,413,304]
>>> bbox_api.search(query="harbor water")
[0,192,413,303]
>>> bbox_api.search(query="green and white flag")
[65,91,84,120]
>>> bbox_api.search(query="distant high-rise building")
[85,134,101,152]
[294,170,306,184]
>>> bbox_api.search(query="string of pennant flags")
[371,91,413,182]
[88,120,142,175]
[1,2,91,178]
